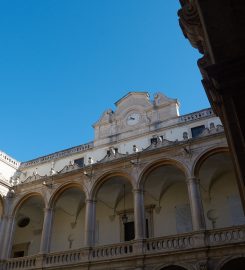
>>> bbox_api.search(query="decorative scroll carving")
[198,125,224,137]
[153,92,178,107]
[144,139,177,151]
[58,163,80,174]
[178,0,205,54]
[23,174,46,183]
[98,148,127,163]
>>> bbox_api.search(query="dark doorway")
[124,219,150,241]
[13,251,24,258]
[221,258,245,270]
[124,221,135,241]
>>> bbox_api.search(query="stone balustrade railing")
[3,254,40,270]
[2,226,245,270]
[20,142,94,168]
[0,151,20,168]
[145,232,194,253]
[179,108,214,123]
[44,248,89,267]
[207,225,245,246]
[90,241,133,260]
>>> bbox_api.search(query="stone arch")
[91,170,134,200]
[192,146,229,178]
[48,181,87,209]
[11,192,45,258]
[138,158,189,190]
[217,256,245,270]
[140,158,192,237]
[11,192,45,218]
[49,181,87,252]
[192,147,243,229]
[49,182,87,252]
[91,170,134,246]
[154,262,191,270]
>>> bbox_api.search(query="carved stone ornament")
[144,138,177,151]
[58,163,80,174]
[98,148,127,163]
[23,173,46,183]
[198,125,224,138]
[178,0,205,54]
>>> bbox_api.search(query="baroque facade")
[0,92,245,270]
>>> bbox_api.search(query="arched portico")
[139,158,189,189]
[192,147,229,177]
[91,171,135,246]
[194,149,244,229]
[11,193,45,258]
[49,183,86,252]
[140,159,192,237]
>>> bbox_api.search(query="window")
[191,125,205,138]
[74,158,84,167]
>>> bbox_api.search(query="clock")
[126,112,140,126]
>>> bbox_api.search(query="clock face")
[126,112,140,126]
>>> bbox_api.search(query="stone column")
[133,189,146,240]
[186,177,206,231]
[0,215,14,259]
[84,199,96,247]
[39,207,54,254]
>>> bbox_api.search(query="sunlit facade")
[0,92,244,270]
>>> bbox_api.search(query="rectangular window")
[191,125,205,138]
[74,157,84,167]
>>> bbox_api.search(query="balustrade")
[4,255,37,270]
[145,233,194,253]
[90,242,133,260]
[207,226,245,246]
[2,226,245,270]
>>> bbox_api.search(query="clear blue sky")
[0,0,210,161]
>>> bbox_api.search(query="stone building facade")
[0,92,245,270]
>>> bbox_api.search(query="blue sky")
[0,0,209,161]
